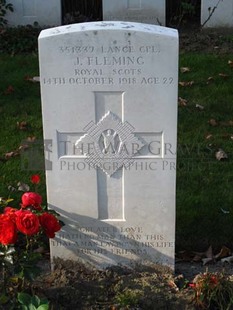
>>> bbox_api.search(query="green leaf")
[31,295,40,307]
[39,298,49,305]
[17,292,31,305]
[29,305,37,310]
[37,305,49,310]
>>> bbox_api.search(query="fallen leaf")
[179,81,194,87]
[208,119,218,126]
[206,76,214,84]
[5,152,16,159]
[220,208,230,214]
[167,279,179,292]
[196,104,204,110]
[17,121,27,130]
[218,120,233,127]
[215,148,228,161]
[8,185,17,192]
[215,246,231,259]
[219,73,229,79]
[26,136,36,142]
[18,144,29,151]
[228,60,233,67]
[4,85,14,95]
[205,245,213,258]
[221,256,233,264]
[193,246,213,263]
[180,67,191,73]
[205,134,213,140]
[25,76,40,83]
[202,257,214,265]
[17,182,30,192]
[178,97,188,106]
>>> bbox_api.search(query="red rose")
[31,174,40,184]
[39,213,61,238]
[4,207,17,222]
[15,210,40,236]
[0,214,17,245]
[21,192,42,210]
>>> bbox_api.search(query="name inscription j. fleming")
[42,42,175,87]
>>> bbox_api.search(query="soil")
[31,256,233,310]
[179,27,233,54]
[33,29,233,310]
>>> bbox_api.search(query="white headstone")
[6,0,61,26]
[102,0,165,25]
[39,22,178,269]
[201,0,233,28]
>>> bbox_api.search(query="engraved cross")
[57,91,163,221]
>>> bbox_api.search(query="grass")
[1,40,233,251]
[0,54,46,205]
[177,53,233,249]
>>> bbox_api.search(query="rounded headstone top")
[39,21,178,40]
